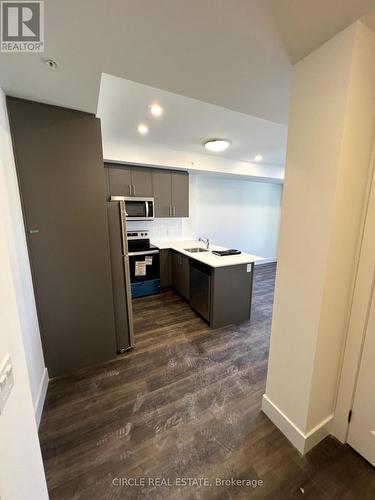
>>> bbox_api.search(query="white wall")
[263,22,375,454]
[0,89,48,498]
[128,173,282,260]
[0,90,47,425]
[195,175,282,260]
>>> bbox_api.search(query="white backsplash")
[127,218,195,242]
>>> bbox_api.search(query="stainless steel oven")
[111,197,154,221]
[127,231,160,298]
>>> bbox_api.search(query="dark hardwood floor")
[39,263,375,499]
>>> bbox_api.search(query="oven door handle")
[128,250,159,256]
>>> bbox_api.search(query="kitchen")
[3,76,283,497]
[2,4,375,499]
[5,87,282,378]
[106,162,264,353]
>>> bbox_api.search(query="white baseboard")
[254,258,277,265]
[34,368,49,428]
[262,394,333,454]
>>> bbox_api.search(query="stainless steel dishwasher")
[189,259,211,322]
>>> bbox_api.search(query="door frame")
[332,139,375,443]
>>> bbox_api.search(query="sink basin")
[184,247,208,253]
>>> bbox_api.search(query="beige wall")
[263,22,375,452]
[0,93,48,425]
[0,89,48,499]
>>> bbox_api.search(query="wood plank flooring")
[39,263,375,499]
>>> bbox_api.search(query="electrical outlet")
[0,354,14,415]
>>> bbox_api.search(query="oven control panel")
[127,231,149,240]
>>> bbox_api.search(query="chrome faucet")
[199,237,210,249]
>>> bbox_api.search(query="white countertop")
[152,240,264,268]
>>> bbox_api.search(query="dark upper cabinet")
[171,171,189,217]
[131,166,153,197]
[107,164,152,198]
[153,168,172,217]
[7,97,117,377]
[172,251,190,300]
[153,169,189,218]
[106,164,189,217]
[107,165,132,196]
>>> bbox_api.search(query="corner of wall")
[262,394,333,455]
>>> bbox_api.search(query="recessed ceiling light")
[254,154,263,162]
[150,104,163,117]
[204,139,231,152]
[43,58,58,70]
[137,124,149,135]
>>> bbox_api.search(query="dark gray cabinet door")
[131,167,153,197]
[172,251,181,292]
[153,169,172,217]
[106,165,188,217]
[160,249,172,288]
[172,171,189,217]
[7,97,117,377]
[180,254,190,300]
[107,165,132,196]
[172,251,190,300]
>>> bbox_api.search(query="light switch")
[0,354,14,415]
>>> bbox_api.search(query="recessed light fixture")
[137,124,149,135]
[43,58,58,70]
[204,139,231,153]
[254,154,263,162]
[150,104,163,117]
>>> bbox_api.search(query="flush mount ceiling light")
[254,154,263,162]
[137,124,149,135]
[204,139,231,153]
[150,104,163,117]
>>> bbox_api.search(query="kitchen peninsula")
[154,240,263,328]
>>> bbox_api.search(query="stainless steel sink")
[184,247,208,253]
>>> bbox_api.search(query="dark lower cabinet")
[210,264,253,328]
[172,251,190,300]
[169,249,254,328]
[160,249,172,288]
[7,97,117,377]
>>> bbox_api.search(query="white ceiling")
[97,74,288,167]
[1,0,373,125]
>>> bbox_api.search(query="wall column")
[262,21,375,454]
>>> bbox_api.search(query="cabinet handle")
[133,184,136,196]
[169,206,172,217]
[129,184,132,196]
[173,206,176,216]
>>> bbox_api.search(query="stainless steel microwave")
[110,196,154,221]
